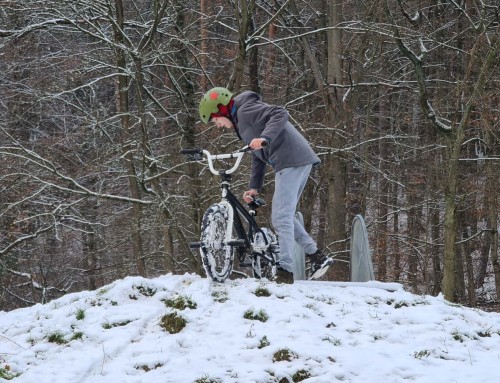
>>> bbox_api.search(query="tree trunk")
[200,0,208,89]
[391,182,401,282]
[430,204,442,296]
[443,32,499,301]
[248,17,260,93]
[114,0,145,276]
[376,94,390,282]
[484,127,500,298]
[325,0,348,280]
[442,136,460,301]
[228,0,255,91]
[407,190,420,293]
[83,198,100,290]
[455,214,467,302]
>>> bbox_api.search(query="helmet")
[199,87,233,123]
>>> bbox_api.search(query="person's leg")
[294,216,317,255]
[272,165,315,272]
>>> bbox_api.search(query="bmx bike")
[180,146,279,283]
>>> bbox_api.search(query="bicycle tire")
[252,228,278,280]
[200,201,235,282]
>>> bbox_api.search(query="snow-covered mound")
[1,274,499,383]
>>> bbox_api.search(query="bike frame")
[222,176,268,254]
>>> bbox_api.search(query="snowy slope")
[1,274,499,383]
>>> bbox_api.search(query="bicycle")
[180,145,279,283]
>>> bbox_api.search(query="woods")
[1,0,498,310]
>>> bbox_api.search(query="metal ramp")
[350,214,375,282]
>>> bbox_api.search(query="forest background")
[0,0,498,311]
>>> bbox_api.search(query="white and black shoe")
[306,250,333,280]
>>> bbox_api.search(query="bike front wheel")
[200,201,235,282]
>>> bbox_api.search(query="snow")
[1,274,500,383]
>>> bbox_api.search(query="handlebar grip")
[180,148,203,155]
[238,139,268,153]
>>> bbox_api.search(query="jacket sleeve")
[238,98,288,143]
[249,154,266,190]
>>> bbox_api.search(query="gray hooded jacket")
[231,91,320,190]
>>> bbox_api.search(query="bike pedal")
[227,239,246,247]
[189,241,202,249]
[239,262,252,267]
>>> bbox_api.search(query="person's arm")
[249,155,266,191]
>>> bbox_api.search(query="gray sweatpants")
[272,164,318,272]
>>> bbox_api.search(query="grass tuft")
[413,349,431,359]
[71,331,84,341]
[477,328,492,338]
[258,335,270,349]
[75,308,86,321]
[129,284,157,300]
[47,332,67,345]
[160,313,187,334]
[243,308,269,322]
[254,286,271,297]
[102,320,132,329]
[0,364,19,380]
[292,369,311,382]
[193,375,222,383]
[451,330,465,342]
[211,290,228,303]
[272,348,298,362]
[134,284,157,297]
[394,301,409,309]
[322,335,342,346]
[135,363,163,372]
[163,295,197,310]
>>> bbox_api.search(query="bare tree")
[384,1,499,301]
[1,0,499,310]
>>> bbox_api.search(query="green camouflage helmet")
[199,87,233,123]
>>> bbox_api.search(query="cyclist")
[199,87,333,284]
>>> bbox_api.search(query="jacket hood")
[233,91,261,106]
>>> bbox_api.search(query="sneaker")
[274,267,294,284]
[306,249,333,280]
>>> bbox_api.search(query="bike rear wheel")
[252,228,278,280]
[200,201,235,282]
[253,254,276,280]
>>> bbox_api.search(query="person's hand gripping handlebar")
[248,138,268,150]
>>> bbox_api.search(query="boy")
[199,87,332,283]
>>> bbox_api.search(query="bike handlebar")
[180,140,268,175]
[180,140,269,175]
[204,149,246,175]
[180,147,246,175]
